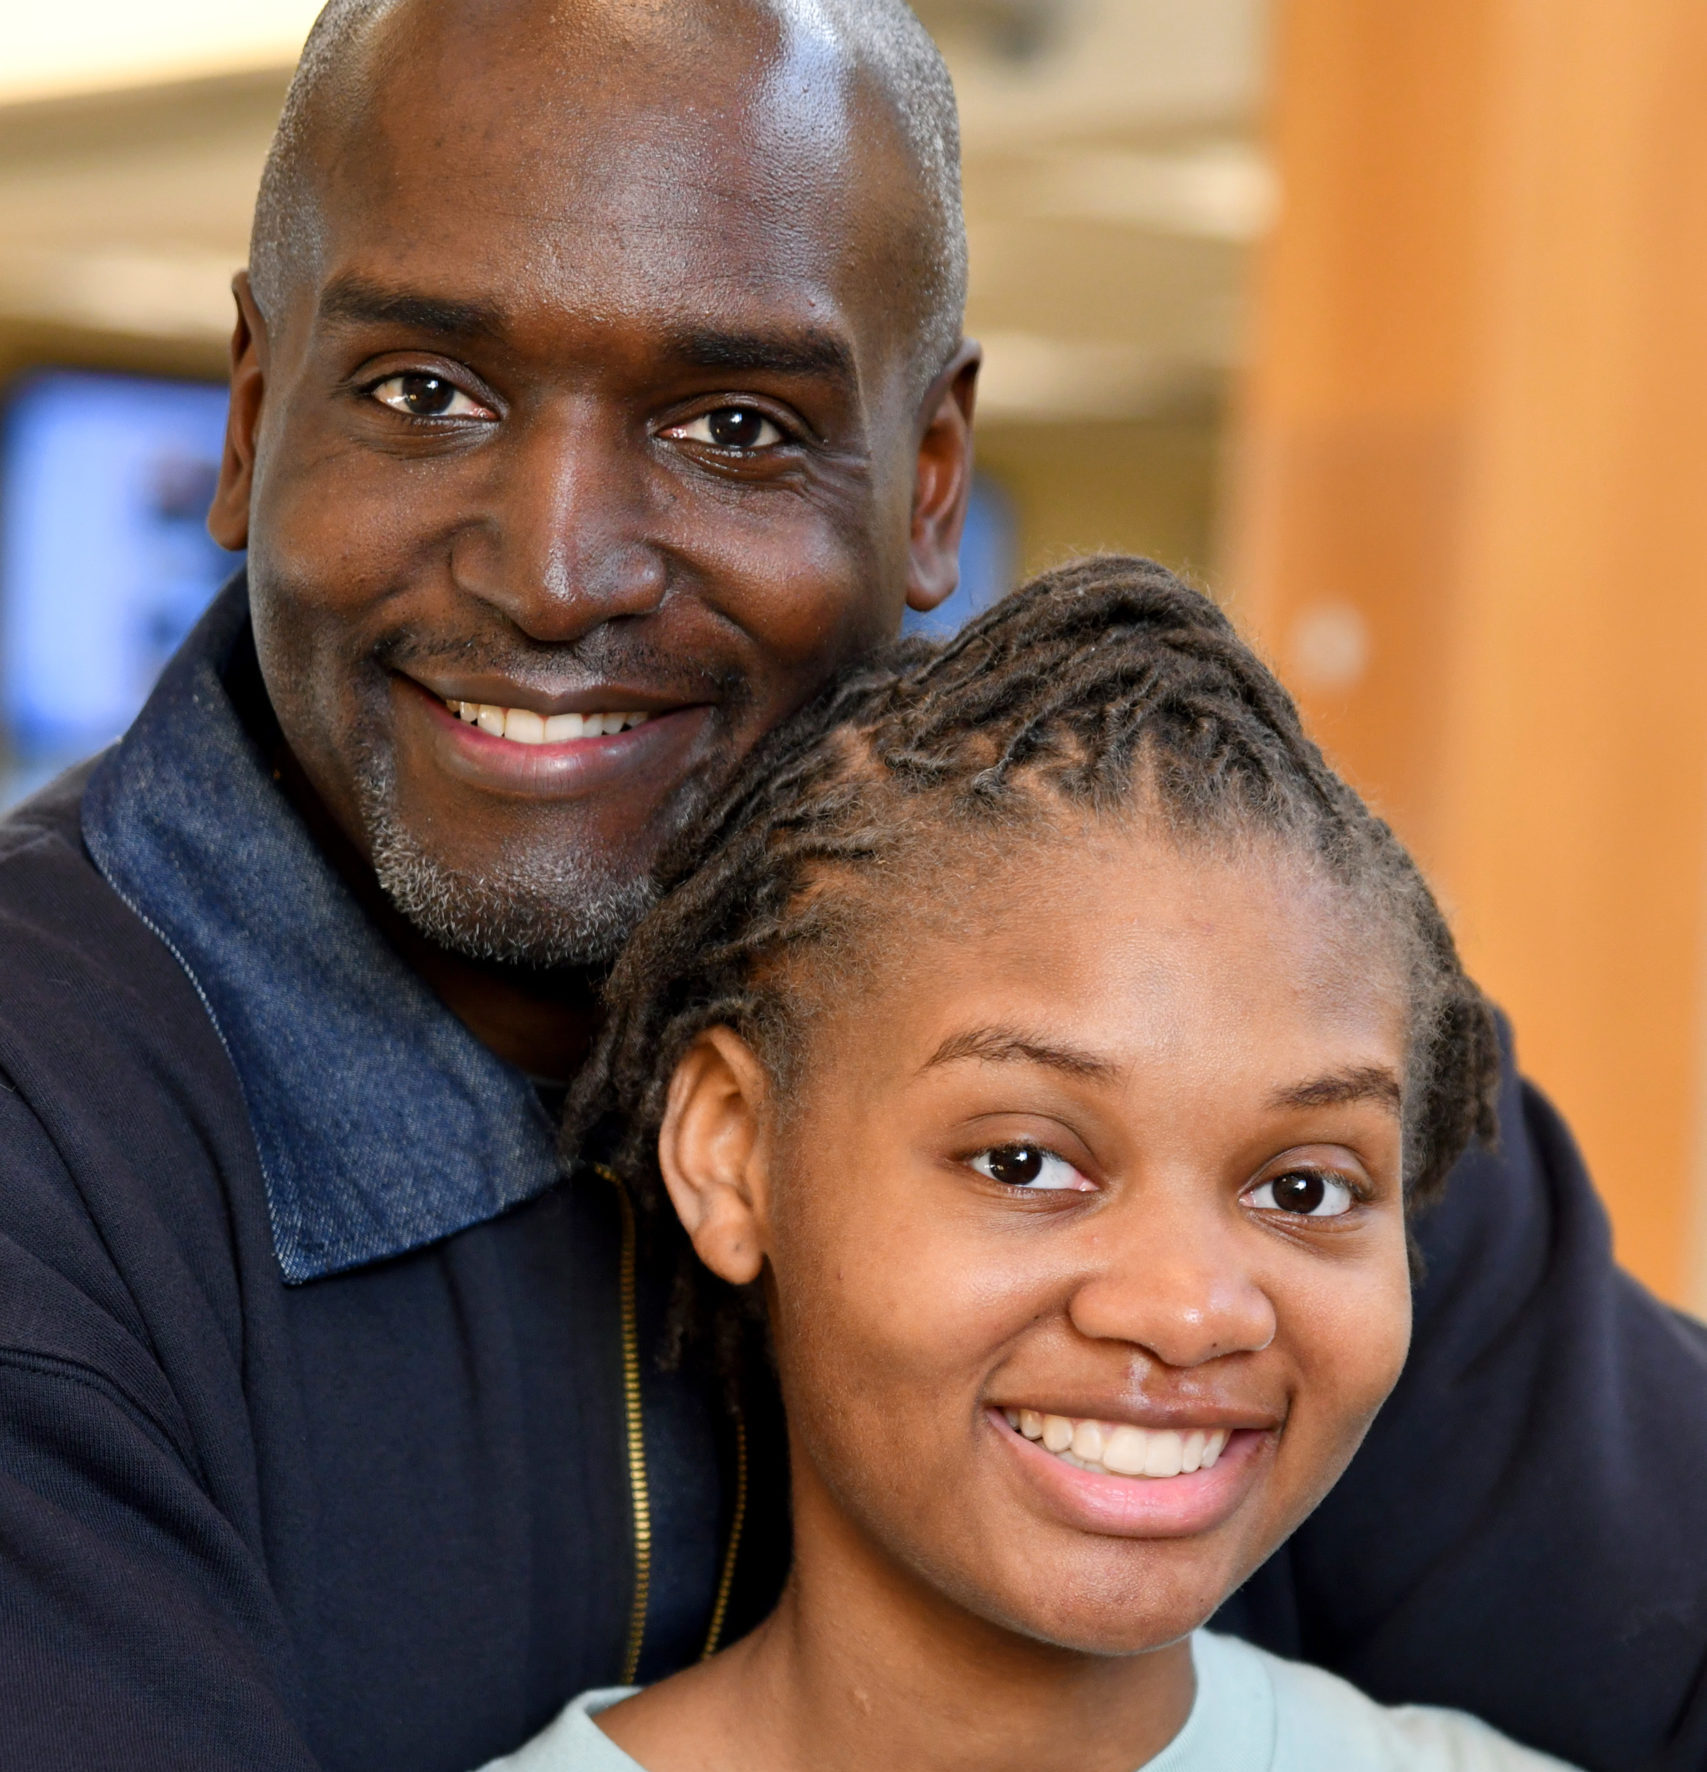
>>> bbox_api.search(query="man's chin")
[368,818,656,970]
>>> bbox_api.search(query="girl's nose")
[1064,1205,1278,1369]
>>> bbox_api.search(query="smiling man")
[1,2,1707,1771]
[224,0,974,1067]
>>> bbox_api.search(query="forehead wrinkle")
[355,123,868,301]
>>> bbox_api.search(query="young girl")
[484,557,1577,1772]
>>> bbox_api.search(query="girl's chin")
[984,1593,1218,1660]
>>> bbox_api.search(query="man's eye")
[1245,1170,1356,1218]
[368,373,490,420]
[672,406,786,450]
[969,1144,1091,1192]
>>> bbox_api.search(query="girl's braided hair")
[564,554,1500,1384]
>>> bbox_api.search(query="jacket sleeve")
[0,1091,323,1771]
[1225,1021,1707,1772]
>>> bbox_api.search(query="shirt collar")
[81,574,562,1283]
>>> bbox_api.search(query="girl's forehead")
[809,821,1409,1081]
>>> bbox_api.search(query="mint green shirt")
[475,1631,1582,1771]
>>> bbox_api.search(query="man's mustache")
[371,623,751,710]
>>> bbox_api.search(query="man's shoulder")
[0,757,257,1280]
[0,755,141,947]
[0,756,221,1040]
[0,756,98,875]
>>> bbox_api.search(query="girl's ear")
[657,1027,773,1286]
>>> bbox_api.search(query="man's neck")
[601,1477,1195,1772]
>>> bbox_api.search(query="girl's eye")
[369,373,490,420]
[672,406,786,450]
[969,1144,1092,1192]
[1245,1170,1356,1219]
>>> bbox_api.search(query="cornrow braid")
[564,554,1500,1390]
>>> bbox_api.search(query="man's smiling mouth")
[443,698,653,744]
[1003,1408,1230,1479]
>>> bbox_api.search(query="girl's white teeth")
[446,701,651,743]
[1001,1408,1230,1479]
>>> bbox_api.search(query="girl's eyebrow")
[922,1035,1403,1118]
[923,1025,1118,1081]
[1268,1065,1403,1114]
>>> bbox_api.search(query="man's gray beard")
[357,756,658,969]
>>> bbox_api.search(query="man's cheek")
[256,442,439,606]
[686,518,892,666]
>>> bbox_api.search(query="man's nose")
[1064,1191,1278,1369]
[450,401,669,643]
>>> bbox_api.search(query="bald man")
[0,3,1704,1770]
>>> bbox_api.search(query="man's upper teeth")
[446,701,652,743]
[1003,1408,1229,1478]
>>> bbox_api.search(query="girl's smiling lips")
[986,1405,1277,1539]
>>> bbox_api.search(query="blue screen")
[0,369,237,805]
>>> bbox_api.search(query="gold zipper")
[699,1409,747,1660]
[596,1165,653,1685]
[593,1163,750,1678]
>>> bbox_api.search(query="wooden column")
[1228,0,1707,1303]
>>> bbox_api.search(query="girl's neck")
[603,1467,1195,1772]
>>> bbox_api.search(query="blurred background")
[4,0,1706,1312]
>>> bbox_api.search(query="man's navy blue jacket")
[1,583,1705,1771]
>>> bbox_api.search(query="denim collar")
[81,575,561,1282]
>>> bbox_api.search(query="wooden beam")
[1228,0,1707,1303]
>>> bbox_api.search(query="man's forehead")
[253,0,960,391]
[299,7,918,366]
[314,164,874,351]
[328,0,879,200]
[332,93,874,259]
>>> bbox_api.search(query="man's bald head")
[249,0,967,386]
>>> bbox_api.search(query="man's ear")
[657,1027,773,1287]
[905,339,982,615]
[208,270,271,553]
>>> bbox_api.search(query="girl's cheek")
[1291,1245,1413,1425]
[780,1210,1047,1418]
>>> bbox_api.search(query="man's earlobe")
[208,271,270,553]
[906,340,982,615]
[657,1027,772,1287]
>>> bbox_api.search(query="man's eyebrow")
[665,325,857,385]
[923,1026,1119,1081]
[317,274,507,341]
[1268,1065,1404,1114]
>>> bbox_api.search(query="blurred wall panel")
[1228,0,1707,1305]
